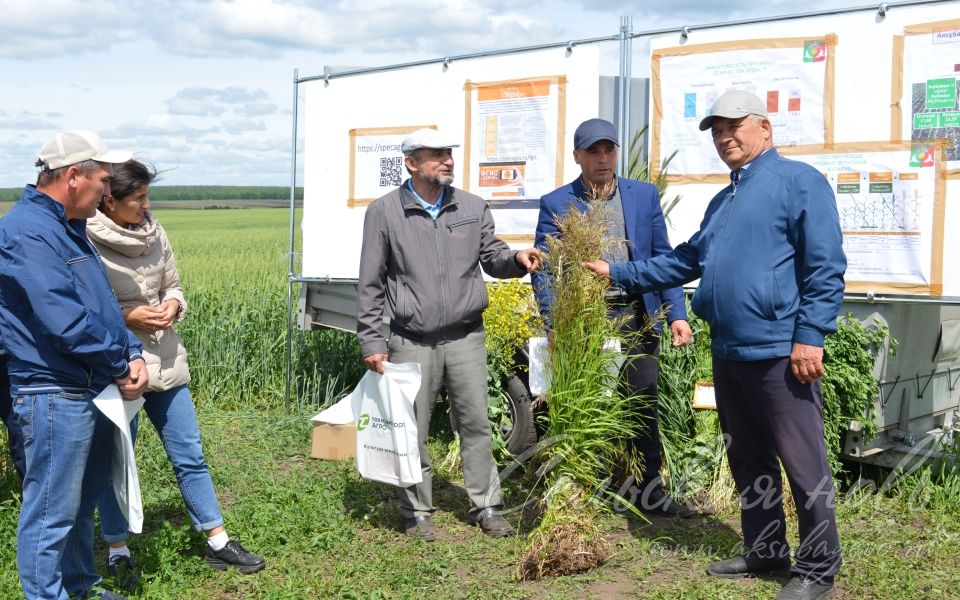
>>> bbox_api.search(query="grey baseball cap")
[36,130,131,170]
[698,90,768,131]
[574,118,618,150]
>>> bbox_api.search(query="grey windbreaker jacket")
[357,181,526,357]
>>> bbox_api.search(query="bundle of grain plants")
[519,191,645,580]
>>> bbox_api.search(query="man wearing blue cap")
[584,90,845,600]
[533,118,695,518]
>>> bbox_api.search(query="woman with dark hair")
[89,159,265,587]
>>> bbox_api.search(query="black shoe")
[706,555,792,579]
[471,507,514,537]
[635,490,696,518]
[106,554,139,590]
[776,576,836,600]
[204,539,266,574]
[403,515,437,542]
[92,590,127,600]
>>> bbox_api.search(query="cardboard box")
[311,421,357,460]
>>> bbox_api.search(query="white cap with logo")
[36,130,131,170]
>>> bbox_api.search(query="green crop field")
[2,207,960,598]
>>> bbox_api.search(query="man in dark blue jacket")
[0,131,149,600]
[585,92,845,600]
[534,118,694,518]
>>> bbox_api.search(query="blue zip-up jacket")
[0,185,143,395]
[609,149,846,361]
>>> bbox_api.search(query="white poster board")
[650,2,960,297]
[652,36,834,179]
[896,18,960,174]
[301,44,600,278]
[780,143,945,296]
[464,76,567,237]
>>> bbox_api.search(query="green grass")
[2,207,960,597]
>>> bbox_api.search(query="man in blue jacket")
[534,118,695,518]
[584,91,845,600]
[0,131,149,600]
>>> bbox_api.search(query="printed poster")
[464,76,566,238]
[783,143,944,295]
[899,20,960,172]
[348,126,432,208]
[652,36,835,179]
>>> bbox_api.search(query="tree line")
[0,186,304,203]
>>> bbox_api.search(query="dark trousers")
[713,355,842,581]
[0,355,25,480]
[611,300,663,489]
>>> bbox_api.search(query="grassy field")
[1,207,960,598]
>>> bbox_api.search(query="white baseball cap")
[36,130,131,170]
[401,128,460,155]
[698,90,768,131]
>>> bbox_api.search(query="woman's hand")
[159,300,180,326]
[124,305,174,332]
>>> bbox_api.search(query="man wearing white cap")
[0,131,148,599]
[584,91,845,600]
[357,128,540,541]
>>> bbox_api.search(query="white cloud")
[0,0,132,58]
[103,115,222,139]
[0,111,61,130]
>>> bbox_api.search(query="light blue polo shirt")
[407,179,444,220]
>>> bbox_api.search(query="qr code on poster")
[379,156,403,187]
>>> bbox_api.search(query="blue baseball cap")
[574,118,618,150]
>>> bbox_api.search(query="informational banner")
[301,44,600,277]
[463,76,567,239]
[781,142,946,295]
[651,35,836,181]
[347,125,432,208]
[894,18,960,175]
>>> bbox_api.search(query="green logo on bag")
[357,414,370,431]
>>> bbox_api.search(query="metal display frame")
[284,0,957,407]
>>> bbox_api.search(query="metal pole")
[626,0,953,40]
[622,15,632,175]
[284,68,300,412]
[617,16,629,177]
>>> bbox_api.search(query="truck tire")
[502,374,538,455]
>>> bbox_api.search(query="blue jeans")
[15,391,113,599]
[98,384,223,542]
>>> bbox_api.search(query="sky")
[0,0,879,188]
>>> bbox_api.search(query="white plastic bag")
[92,384,145,533]
[346,361,422,486]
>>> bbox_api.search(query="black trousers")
[713,355,842,581]
[611,300,663,489]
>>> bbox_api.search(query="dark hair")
[109,159,159,200]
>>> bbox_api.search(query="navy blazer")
[532,176,687,330]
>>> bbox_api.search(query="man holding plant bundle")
[584,90,845,600]
[533,118,695,519]
[356,128,541,542]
